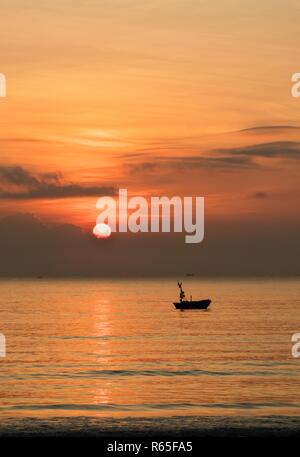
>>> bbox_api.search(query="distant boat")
[173,282,211,310]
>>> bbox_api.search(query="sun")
[93,223,112,239]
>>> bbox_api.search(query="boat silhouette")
[173,282,211,310]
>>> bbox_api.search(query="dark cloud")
[128,154,256,174]
[251,191,268,199]
[0,166,116,199]
[214,141,300,159]
[128,162,159,173]
[126,140,300,177]
[0,165,43,186]
[170,156,256,169]
[0,213,299,277]
[0,185,116,200]
[238,125,300,134]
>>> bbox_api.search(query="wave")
[2,367,291,380]
[1,401,300,412]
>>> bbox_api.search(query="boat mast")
[177,282,186,302]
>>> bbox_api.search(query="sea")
[0,278,300,436]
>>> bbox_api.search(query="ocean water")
[0,278,300,432]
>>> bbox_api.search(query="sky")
[0,0,299,275]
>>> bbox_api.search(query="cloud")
[170,156,256,169]
[0,166,116,199]
[238,125,300,134]
[0,165,44,186]
[0,213,299,277]
[127,154,257,174]
[214,141,300,159]
[251,191,268,199]
[128,161,159,173]
[0,138,50,143]
[125,141,300,178]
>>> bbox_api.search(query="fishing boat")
[173,282,211,310]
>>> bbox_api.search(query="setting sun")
[93,223,112,239]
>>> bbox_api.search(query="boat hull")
[173,299,211,310]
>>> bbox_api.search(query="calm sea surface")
[0,278,300,427]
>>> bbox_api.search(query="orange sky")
[0,0,300,231]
